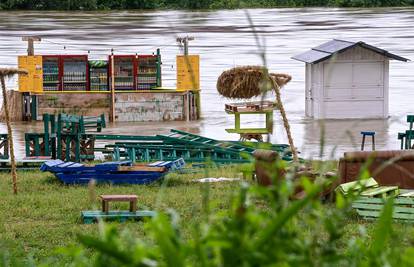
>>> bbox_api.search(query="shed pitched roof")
[292,39,410,64]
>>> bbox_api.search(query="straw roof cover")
[216,66,291,99]
[0,68,28,78]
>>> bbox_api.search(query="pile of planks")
[337,178,414,222]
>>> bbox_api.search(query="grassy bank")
[1,163,414,265]
[0,166,242,264]
[0,0,413,10]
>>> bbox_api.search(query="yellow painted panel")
[18,55,43,93]
[176,55,200,91]
[18,56,30,92]
[32,55,43,93]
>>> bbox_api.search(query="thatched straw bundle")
[0,68,28,77]
[216,66,291,99]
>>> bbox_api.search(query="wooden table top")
[100,195,138,201]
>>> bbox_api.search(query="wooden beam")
[22,36,41,56]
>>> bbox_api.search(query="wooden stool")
[100,195,138,213]
[361,131,375,151]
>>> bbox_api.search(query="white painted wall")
[305,46,389,119]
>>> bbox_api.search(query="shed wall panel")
[323,63,353,87]
[37,92,189,122]
[333,46,387,61]
[353,62,383,86]
[114,92,185,122]
[323,100,385,119]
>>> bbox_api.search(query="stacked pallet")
[337,178,414,222]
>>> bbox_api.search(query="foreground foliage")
[53,162,414,266]
[1,160,414,266]
[0,0,413,10]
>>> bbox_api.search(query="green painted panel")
[226,128,270,134]
[352,203,414,214]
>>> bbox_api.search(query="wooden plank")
[399,190,414,197]
[356,210,414,221]
[360,186,399,197]
[81,210,156,224]
[100,194,137,201]
[224,101,276,112]
[352,203,414,214]
[336,177,378,195]
[225,128,270,134]
[354,197,414,205]
[118,165,166,172]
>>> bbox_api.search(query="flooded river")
[0,8,413,159]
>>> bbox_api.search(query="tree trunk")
[0,76,18,194]
[270,77,299,163]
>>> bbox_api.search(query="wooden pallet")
[352,196,414,222]
[335,177,379,196]
[360,186,399,198]
[81,210,156,224]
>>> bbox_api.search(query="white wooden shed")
[292,39,409,119]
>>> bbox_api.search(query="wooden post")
[270,77,298,162]
[186,91,191,122]
[156,48,162,87]
[0,68,28,194]
[183,93,189,122]
[22,36,41,121]
[177,37,196,121]
[176,36,194,56]
[0,76,18,194]
[22,36,41,56]
[110,54,115,122]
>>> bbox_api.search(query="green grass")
[1,164,414,265]
[0,166,243,263]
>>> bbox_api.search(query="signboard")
[176,55,199,91]
[18,55,43,93]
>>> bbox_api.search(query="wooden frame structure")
[225,101,276,141]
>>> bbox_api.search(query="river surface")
[0,8,413,159]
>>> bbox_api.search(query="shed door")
[323,61,385,118]
[324,62,384,99]
[352,62,384,98]
[323,63,353,99]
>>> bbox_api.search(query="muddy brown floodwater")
[0,8,413,159]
